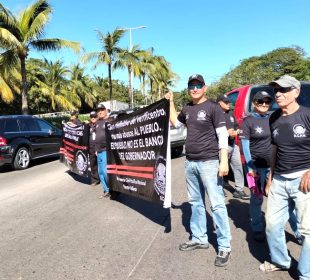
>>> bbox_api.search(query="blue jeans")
[97,151,109,193]
[250,168,300,236]
[265,174,310,279]
[185,159,231,252]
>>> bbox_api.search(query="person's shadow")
[112,193,171,233]
[65,170,91,185]
[171,201,218,251]
[226,198,299,279]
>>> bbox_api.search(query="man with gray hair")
[260,75,310,279]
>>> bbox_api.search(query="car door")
[18,118,47,158]
[36,119,62,155]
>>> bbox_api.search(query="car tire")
[172,146,183,157]
[13,147,30,170]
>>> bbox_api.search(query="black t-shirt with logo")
[223,110,239,146]
[177,100,226,161]
[239,115,271,168]
[270,106,310,174]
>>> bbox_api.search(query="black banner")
[106,99,171,205]
[60,122,89,177]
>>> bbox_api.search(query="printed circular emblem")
[197,110,206,121]
[76,150,87,172]
[293,124,306,137]
[154,156,166,196]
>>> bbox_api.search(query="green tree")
[83,29,124,104]
[0,0,80,114]
[114,45,148,108]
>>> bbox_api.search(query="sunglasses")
[273,87,295,94]
[188,84,203,90]
[256,100,272,105]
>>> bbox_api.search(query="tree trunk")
[128,66,133,108]
[20,57,29,115]
[108,63,113,110]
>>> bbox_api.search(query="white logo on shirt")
[230,116,234,123]
[272,128,279,138]
[293,124,306,138]
[197,110,206,120]
[255,126,263,134]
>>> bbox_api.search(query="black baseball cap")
[216,94,230,103]
[70,109,79,116]
[188,74,205,86]
[90,111,97,118]
[253,91,273,101]
[96,103,106,110]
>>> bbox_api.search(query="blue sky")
[3,0,310,91]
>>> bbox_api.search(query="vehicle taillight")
[0,136,7,146]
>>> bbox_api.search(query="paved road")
[0,156,301,280]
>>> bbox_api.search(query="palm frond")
[0,75,14,103]
[0,49,19,70]
[31,38,80,53]
[0,27,21,49]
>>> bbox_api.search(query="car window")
[4,119,20,132]
[0,120,4,133]
[297,83,310,108]
[228,91,239,111]
[37,119,53,133]
[19,118,40,132]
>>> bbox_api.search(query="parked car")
[0,115,62,170]
[226,81,310,125]
[109,108,186,157]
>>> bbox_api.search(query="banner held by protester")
[106,99,171,207]
[60,122,89,177]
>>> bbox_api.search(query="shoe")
[253,231,265,242]
[233,190,250,200]
[179,240,209,251]
[99,192,110,199]
[214,250,231,267]
[296,235,304,245]
[259,261,289,272]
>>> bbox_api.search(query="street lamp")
[118,26,146,108]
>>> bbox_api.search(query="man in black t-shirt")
[217,94,249,200]
[166,74,232,267]
[260,75,310,278]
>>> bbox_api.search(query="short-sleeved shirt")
[223,110,239,146]
[239,115,271,168]
[270,106,310,174]
[177,100,226,161]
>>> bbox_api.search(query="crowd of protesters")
[67,73,309,279]
[166,73,309,279]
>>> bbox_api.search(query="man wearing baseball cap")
[216,94,249,200]
[70,109,82,125]
[260,75,310,278]
[88,111,99,186]
[166,74,232,267]
[95,103,110,198]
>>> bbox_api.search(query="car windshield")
[247,83,310,113]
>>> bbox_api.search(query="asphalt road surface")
[0,156,301,280]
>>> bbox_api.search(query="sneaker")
[179,240,209,251]
[253,231,265,242]
[214,250,231,267]
[99,192,110,199]
[233,190,250,200]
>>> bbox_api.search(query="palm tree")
[0,0,80,114]
[69,64,97,111]
[114,45,148,108]
[30,58,78,111]
[83,29,124,105]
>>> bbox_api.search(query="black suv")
[0,115,62,170]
